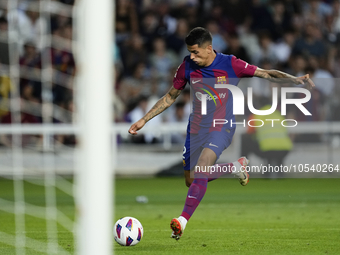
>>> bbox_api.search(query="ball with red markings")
[114,217,143,246]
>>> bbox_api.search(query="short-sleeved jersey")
[173,53,257,134]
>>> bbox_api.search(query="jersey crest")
[217,76,227,84]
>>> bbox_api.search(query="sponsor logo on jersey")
[195,92,226,102]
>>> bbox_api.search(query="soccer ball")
[114,216,143,246]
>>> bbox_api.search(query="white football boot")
[233,156,250,186]
[170,217,186,240]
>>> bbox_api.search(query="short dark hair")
[185,27,212,47]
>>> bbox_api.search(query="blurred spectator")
[182,89,191,120]
[269,0,292,41]
[252,31,277,66]
[19,43,41,91]
[168,101,187,143]
[273,29,296,65]
[221,0,249,26]
[292,21,327,58]
[166,18,189,54]
[18,8,48,51]
[21,82,39,103]
[250,0,274,34]
[284,0,303,15]
[149,37,178,96]
[127,95,161,144]
[118,62,152,109]
[323,12,339,45]
[170,101,186,122]
[120,33,148,76]
[140,11,159,52]
[156,2,177,36]
[116,0,139,43]
[207,5,236,34]
[20,42,41,68]
[51,48,75,76]
[205,20,228,53]
[303,0,332,24]
[181,3,200,28]
[20,83,41,121]
[224,33,250,63]
[287,54,307,76]
[237,17,261,62]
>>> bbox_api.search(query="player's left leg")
[171,148,216,240]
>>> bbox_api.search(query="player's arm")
[128,86,182,135]
[254,68,315,90]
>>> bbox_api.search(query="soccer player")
[128,27,315,240]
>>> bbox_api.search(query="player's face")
[187,44,212,67]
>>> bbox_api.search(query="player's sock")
[180,173,208,221]
[231,160,242,174]
[208,162,234,182]
[178,216,187,230]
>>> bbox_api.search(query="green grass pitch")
[0,178,339,254]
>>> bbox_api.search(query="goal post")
[74,0,114,254]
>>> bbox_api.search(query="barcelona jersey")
[173,53,257,134]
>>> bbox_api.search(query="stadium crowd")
[0,0,340,146]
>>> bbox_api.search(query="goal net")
[0,0,114,254]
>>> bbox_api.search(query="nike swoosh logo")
[209,143,218,148]
[192,80,201,84]
[245,63,248,68]
[188,195,196,199]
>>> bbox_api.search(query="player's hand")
[295,74,315,90]
[128,119,146,135]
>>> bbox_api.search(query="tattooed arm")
[254,68,315,89]
[128,86,182,135]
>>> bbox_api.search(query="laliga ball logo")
[114,217,143,246]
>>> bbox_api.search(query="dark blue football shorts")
[182,124,236,171]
